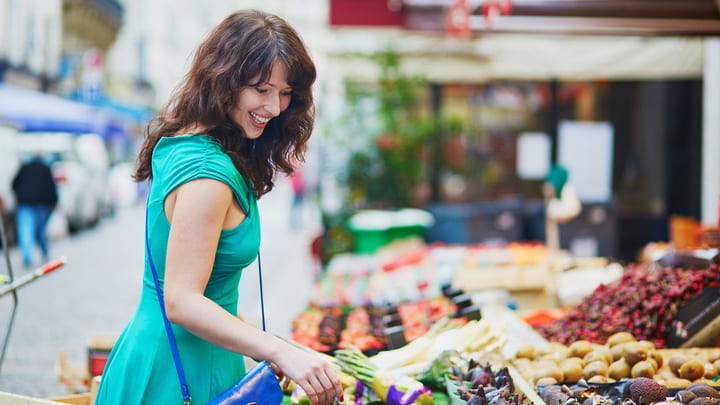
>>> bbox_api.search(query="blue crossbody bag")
[144,203,283,405]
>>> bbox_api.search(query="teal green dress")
[96,135,260,404]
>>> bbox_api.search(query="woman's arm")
[163,179,342,405]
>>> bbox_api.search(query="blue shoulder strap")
[144,200,267,405]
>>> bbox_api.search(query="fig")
[688,384,720,399]
[680,360,706,381]
[675,390,698,404]
[687,398,720,405]
[607,332,635,347]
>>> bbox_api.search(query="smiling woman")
[95,10,343,405]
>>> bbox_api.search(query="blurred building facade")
[0,0,62,91]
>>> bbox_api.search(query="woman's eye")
[255,87,268,94]
[281,91,292,97]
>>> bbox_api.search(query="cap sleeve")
[151,135,251,214]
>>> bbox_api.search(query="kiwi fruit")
[560,357,584,368]
[570,341,594,358]
[650,351,665,369]
[588,375,609,383]
[666,379,693,389]
[670,355,690,375]
[704,362,718,379]
[647,358,659,371]
[535,377,558,386]
[608,358,631,380]
[610,342,633,361]
[516,345,536,360]
[561,362,584,382]
[680,359,706,381]
[534,366,563,383]
[632,361,656,378]
[584,349,613,366]
[708,352,720,363]
[638,340,656,351]
[623,342,650,366]
[607,332,635,347]
[713,359,720,376]
[583,361,609,380]
[539,342,568,356]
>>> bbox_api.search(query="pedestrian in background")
[96,10,342,405]
[12,153,58,267]
[290,167,306,229]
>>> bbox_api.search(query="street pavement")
[0,176,321,398]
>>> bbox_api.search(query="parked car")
[15,132,113,233]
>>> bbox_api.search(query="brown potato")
[679,360,705,381]
[539,343,568,356]
[560,357,584,368]
[703,362,717,379]
[607,332,635,347]
[588,375,609,383]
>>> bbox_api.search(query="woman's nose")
[265,93,280,116]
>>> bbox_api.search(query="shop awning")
[326,29,703,82]
[0,84,108,133]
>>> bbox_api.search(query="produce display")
[448,360,536,405]
[512,332,720,389]
[291,292,474,353]
[538,263,720,347]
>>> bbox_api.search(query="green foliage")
[343,48,435,208]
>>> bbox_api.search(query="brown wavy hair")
[134,10,316,197]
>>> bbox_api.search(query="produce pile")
[539,378,720,405]
[448,360,536,405]
[538,263,720,347]
[512,332,720,389]
[291,295,461,353]
[292,306,385,353]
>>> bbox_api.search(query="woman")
[96,10,342,405]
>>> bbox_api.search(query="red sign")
[330,0,404,27]
[446,0,471,38]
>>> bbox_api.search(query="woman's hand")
[270,344,343,405]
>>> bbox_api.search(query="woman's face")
[230,61,292,139]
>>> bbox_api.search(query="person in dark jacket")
[12,155,58,267]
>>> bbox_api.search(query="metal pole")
[0,210,18,375]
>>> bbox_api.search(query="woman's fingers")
[324,366,344,402]
[314,369,335,405]
[299,380,319,405]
